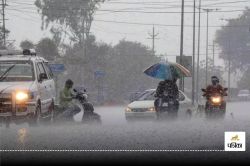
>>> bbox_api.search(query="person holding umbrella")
[144,62,191,119]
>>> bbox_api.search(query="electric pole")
[196,0,201,102]
[179,0,185,92]
[228,41,231,101]
[203,8,220,87]
[192,0,196,105]
[148,25,159,56]
[1,0,6,48]
[212,40,215,69]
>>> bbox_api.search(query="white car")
[237,89,250,101]
[0,49,56,126]
[125,89,193,121]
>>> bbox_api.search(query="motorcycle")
[154,91,179,120]
[201,88,228,118]
[54,87,98,123]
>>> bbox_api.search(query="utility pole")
[203,8,219,87]
[1,0,6,48]
[228,41,231,100]
[192,0,196,105]
[179,0,185,92]
[148,25,159,56]
[196,0,201,103]
[212,40,215,69]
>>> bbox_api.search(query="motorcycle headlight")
[16,91,29,101]
[211,96,221,104]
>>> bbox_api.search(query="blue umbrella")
[144,62,191,80]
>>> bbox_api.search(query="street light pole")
[179,0,185,92]
[192,0,196,105]
[205,10,209,87]
[196,0,201,102]
[203,8,219,87]
[212,40,215,69]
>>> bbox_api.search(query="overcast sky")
[5,0,250,70]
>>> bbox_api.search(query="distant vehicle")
[0,49,56,127]
[125,89,193,121]
[237,89,250,101]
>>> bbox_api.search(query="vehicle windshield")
[138,91,156,101]
[0,61,34,82]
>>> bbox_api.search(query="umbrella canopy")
[144,62,191,80]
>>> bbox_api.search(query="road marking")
[0,149,225,152]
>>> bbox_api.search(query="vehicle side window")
[36,62,48,80]
[43,63,54,79]
[145,92,156,100]
[35,63,41,80]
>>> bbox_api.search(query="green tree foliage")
[238,67,250,89]
[60,38,160,103]
[216,8,250,72]
[36,38,59,61]
[20,40,34,50]
[35,0,105,45]
[104,40,160,102]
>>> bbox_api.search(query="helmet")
[65,79,74,88]
[211,76,219,85]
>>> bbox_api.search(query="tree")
[104,40,160,102]
[216,8,250,72]
[36,38,59,61]
[238,67,250,89]
[20,40,34,50]
[35,0,105,45]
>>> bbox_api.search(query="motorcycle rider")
[58,79,81,120]
[203,76,227,110]
[154,78,179,113]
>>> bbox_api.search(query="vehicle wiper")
[0,64,16,82]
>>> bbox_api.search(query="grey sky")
[5,0,250,69]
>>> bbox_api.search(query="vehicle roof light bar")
[0,49,36,56]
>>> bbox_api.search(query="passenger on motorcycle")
[154,78,179,112]
[58,79,81,119]
[203,76,227,110]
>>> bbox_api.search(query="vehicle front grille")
[132,108,147,112]
[0,93,12,113]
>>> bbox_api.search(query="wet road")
[0,102,250,164]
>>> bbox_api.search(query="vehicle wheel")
[29,104,41,126]
[50,102,55,123]
[47,101,55,124]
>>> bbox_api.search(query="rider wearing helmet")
[204,76,226,110]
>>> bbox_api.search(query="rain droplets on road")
[0,102,249,150]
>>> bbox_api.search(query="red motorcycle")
[201,88,228,118]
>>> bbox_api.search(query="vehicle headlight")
[125,107,132,112]
[16,91,29,101]
[148,107,155,112]
[211,96,221,104]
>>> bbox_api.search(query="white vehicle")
[125,89,193,121]
[237,89,250,101]
[0,49,56,126]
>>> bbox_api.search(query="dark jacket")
[155,80,179,100]
[204,84,225,98]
